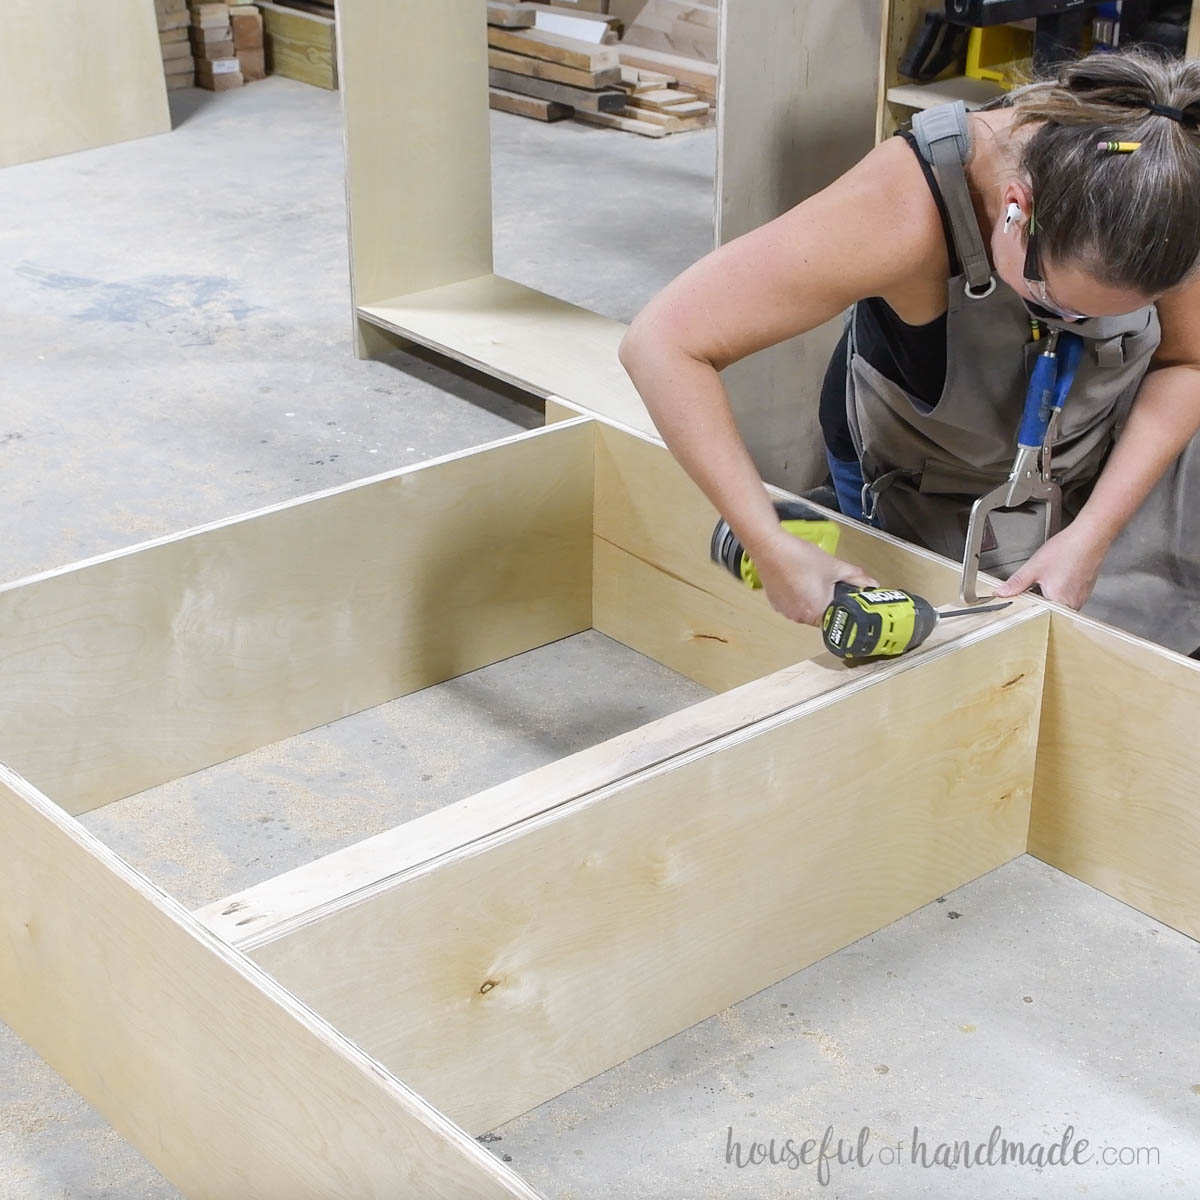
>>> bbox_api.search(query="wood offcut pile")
[487,1,715,137]
[155,1,265,90]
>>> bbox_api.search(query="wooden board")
[0,422,593,815]
[490,86,572,120]
[614,104,706,132]
[488,67,625,111]
[340,0,492,316]
[715,0,883,492]
[258,0,336,88]
[489,44,621,87]
[199,598,1020,944]
[0,764,542,1200]
[358,275,655,434]
[4,0,170,169]
[615,45,716,103]
[488,1,537,27]
[625,85,696,108]
[241,613,1047,1134]
[487,25,620,71]
[1029,612,1200,941]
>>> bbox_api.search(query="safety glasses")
[1022,205,1090,323]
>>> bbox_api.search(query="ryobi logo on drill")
[859,588,909,605]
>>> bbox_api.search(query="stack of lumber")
[255,1,338,89]
[579,64,711,136]
[231,6,267,82]
[617,0,718,106]
[189,3,244,90]
[486,2,708,134]
[157,0,196,90]
[486,3,625,123]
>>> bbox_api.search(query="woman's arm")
[619,138,948,624]
[997,274,1200,606]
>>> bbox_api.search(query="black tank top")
[819,131,959,462]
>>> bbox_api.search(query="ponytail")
[1005,48,1200,295]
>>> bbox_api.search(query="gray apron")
[843,101,1200,653]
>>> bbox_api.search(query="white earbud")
[1005,202,1023,231]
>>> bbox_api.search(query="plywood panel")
[0,764,542,1200]
[716,1,882,491]
[360,276,656,434]
[4,1,170,169]
[0,422,593,814]
[1029,612,1200,940]
[245,613,1047,1134]
[592,422,973,651]
[199,598,1014,943]
[340,0,492,306]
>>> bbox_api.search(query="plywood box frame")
[339,0,882,492]
[3,409,1199,1196]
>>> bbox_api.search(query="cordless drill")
[710,502,1008,662]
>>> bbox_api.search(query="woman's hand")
[994,519,1112,609]
[752,531,878,626]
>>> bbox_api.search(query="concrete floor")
[2,77,1198,1200]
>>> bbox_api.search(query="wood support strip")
[238,613,1047,1134]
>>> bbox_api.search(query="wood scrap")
[617,45,716,103]
[487,25,619,72]
[574,109,667,137]
[487,1,537,27]
[489,46,620,89]
[626,86,696,109]
[488,67,624,111]
[489,86,572,121]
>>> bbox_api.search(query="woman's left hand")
[994,520,1112,610]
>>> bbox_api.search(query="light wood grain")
[716,0,882,492]
[200,578,1027,945]
[490,87,572,121]
[488,68,624,111]
[243,613,1047,1134]
[592,423,977,681]
[616,45,716,101]
[0,422,593,815]
[341,0,492,309]
[488,1,537,27]
[258,1,336,88]
[876,0,924,142]
[4,0,169,169]
[1029,612,1200,940]
[487,25,619,71]
[574,109,668,136]
[1189,0,1200,61]
[488,45,622,88]
[0,764,543,1200]
[359,276,656,434]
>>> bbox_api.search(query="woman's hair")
[1005,48,1200,296]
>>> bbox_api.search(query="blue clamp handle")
[1017,331,1085,448]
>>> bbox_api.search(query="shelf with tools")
[877,0,1200,143]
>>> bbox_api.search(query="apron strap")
[911,103,996,299]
